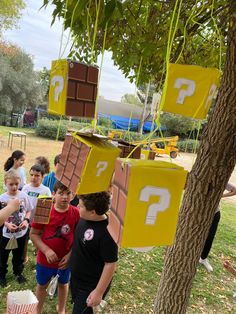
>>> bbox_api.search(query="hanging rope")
[176,0,199,63]
[92,22,108,132]
[58,0,69,59]
[124,1,183,162]
[91,0,101,63]
[55,0,69,140]
[210,0,222,71]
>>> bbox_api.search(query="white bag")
[46,274,59,299]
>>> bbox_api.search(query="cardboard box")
[56,133,121,195]
[108,158,187,248]
[140,149,156,160]
[48,59,99,118]
[34,196,53,224]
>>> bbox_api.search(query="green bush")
[177,139,200,153]
[35,119,67,140]
[35,118,156,143]
[98,117,113,128]
[160,112,198,137]
[35,119,110,140]
[122,131,147,142]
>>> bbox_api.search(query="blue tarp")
[99,113,166,132]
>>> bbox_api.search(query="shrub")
[160,113,198,137]
[98,117,113,128]
[35,119,110,140]
[122,131,147,142]
[35,119,67,140]
[177,139,200,153]
[35,118,157,144]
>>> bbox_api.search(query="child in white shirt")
[22,164,51,221]
[4,150,26,190]
[0,170,32,287]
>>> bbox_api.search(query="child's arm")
[0,199,20,225]
[222,184,236,198]
[86,262,117,307]
[18,208,31,230]
[30,227,59,264]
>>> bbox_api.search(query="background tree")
[44,0,227,84]
[155,2,236,311]
[36,67,50,107]
[121,93,142,107]
[0,0,25,35]
[43,1,235,312]
[160,113,197,138]
[0,42,44,124]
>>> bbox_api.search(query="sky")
[4,0,135,102]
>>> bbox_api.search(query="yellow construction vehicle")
[108,130,125,140]
[132,136,179,159]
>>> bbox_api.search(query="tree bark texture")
[154,2,236,313]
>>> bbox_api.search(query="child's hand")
[86,289,102,307]
[45,248,59,264]
[19,219,29,230]
[58,251,71,270]
[223,260,230,269]
[7,199,20,212]
[5,222,18,232]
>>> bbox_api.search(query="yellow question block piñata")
[108,158,187,248]
[161,63,220,119]
[48,59,99,118]
[56,133,121,195]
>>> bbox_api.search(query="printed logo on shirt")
[28,191,40,197]
[61,224,70,235]
[83,229,94,242]
[45,218,68,241]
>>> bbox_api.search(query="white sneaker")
[199,258,213,272]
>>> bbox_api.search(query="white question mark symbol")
[140,186,171,225]
[51,75,64,101]
[205,83,217,108]
[96,161,108,176]
[174,78,196,104]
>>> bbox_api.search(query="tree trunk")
[154,1,236,313]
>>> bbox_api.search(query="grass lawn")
[0,126,235,313]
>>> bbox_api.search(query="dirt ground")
[0,133,235,205]
[159,152,236,205]
[0,134,63,180]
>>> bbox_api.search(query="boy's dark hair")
[4,150,25,171]
[79,192,110,215]
[30,164,45,176]
[53,180,71,193]
[35,156,50,174]
[54,154,61,166]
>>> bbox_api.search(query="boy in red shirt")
[30,181,80,314]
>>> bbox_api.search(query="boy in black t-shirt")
[70,192,118,314]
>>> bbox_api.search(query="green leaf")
[104,0,117,24]
[40,0,50,10]
[74,0,90,14]
[116,0,123,16]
